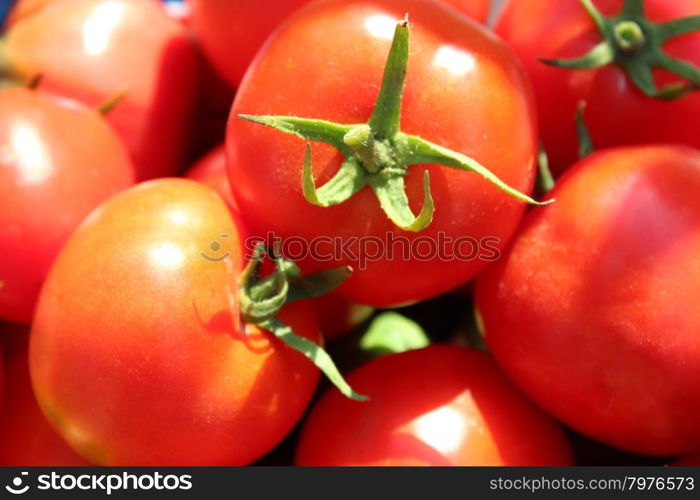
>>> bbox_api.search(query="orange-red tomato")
[4,0,198,180]
[476,146,700,456]
[0,327,91,466]
[296,345,574,466]
[228,0,538,307]
[30,179,321,465]
[0,88,134,324]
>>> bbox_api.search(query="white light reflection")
[81,1,127,56]
[10,123,52,185]
[149,242,185,269]
[364,14,398,40]
[433,45,476,76]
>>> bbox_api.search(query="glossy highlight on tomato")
[296,345,574,466]
[228,0,539,307]
[30,179,321,465]
[475,145,700,456]
[0,88,134,324]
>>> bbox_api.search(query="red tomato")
[4,0,199,180]
[0,88,134,324]
[190,0,311,88]
[0,327,90,466]
[495,0,700,173]
[475,146,700,456]
[296,345,573,466]
[30,179,321,465]
[191,0,490,89]
[185,144,236,210]
[228,0,538,307]
[312,294,373,341]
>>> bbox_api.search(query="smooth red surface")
[312,294,373,341]
[185,144,236,210]
[30,179,321,465]
[0,88,134,324]
[191,0,490,88]
[190,0,311,88]
[5,0,199,180]
[228,0,538,307]
[496,0,700,173]
[0,327,91,466]
[296,345,573,466]
[475,146,700,456]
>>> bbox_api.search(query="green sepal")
[239,19,548,233]
[403,135,553,206]
[543,0,700,99]
[239,244,366,401]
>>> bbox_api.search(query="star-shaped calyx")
[541,0,700,99]
[239,18,549,233]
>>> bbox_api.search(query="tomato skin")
[190,0,311,88]
[475,146,700,456]
[228,0,538,307]
[0,327,91,466]
[495,0,700,174]
[185,144,237,210]
[5,0,199,180]
[296,345,573,466]
[190,0,491,89]
[442,0,490,22]
[0,88,134,324]
[30,179,321,465]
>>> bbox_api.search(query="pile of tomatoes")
[1,0,700,467]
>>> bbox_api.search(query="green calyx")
[239,244,368,401]
[540,0,700,99]
[239,19,549,233]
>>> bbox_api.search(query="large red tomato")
[30,179,321,465]
[495,0,700,173]
[475,145,700,456]
[0,88,134,324]
[227,0,539,307]
[4,0,199,180]
[296,345,573,466]
[190,0,491,89]
[0,327,90,466]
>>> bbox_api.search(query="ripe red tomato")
[228,0,538,307]
[185,144,236,210]
[495,0,700,173]
[0,88,134,324]
[296,345,573,466]
[312,294,374,341]
[475,145,700,456]
[0,327,91,466]
[191,0,491,89]
[30,179,321,465]
[190,0,311,88]
[4,0,199,180]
